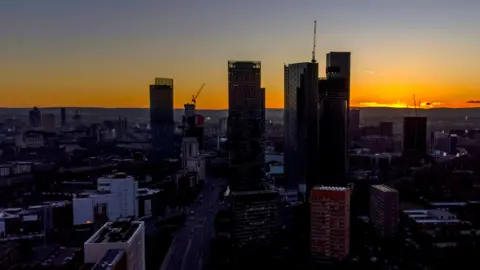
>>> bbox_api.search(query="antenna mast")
[312,20,317,63]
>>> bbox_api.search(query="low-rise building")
[84,218,145,270]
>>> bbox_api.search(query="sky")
[1,0,479,109]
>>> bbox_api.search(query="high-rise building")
[60,108,66,127]
[310,186,352,259]
[403,116,427,158]
[150,78,174,157]
[317,76,349,186]
[349,109,360,141]
[315,53,351,187]
[326,52,351,94]
[227,61,265,191]
[42,113,56,132]
[231,190,279,247]
[284,62,319,194]
[28,107,42,128]
[84,218,145,270]
[369,185,399,238]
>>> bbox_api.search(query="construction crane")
[192,83,206,105]
[312,20,317,63]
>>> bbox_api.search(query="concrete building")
[97,174,138,218]
[150,78,174,157]
[370,185,399,238]
[92,249,127,270]
[310,186,352,259]
[283,62,319,194]
[73,174,138,226]
[181,137,206,182]
[84,218,145,270]
[228,61,265,191]
[231,189,279,247]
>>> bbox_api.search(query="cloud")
[363,70,376,75]
[420,101,442,107]
[466,100,480,104]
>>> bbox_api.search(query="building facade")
[310,186,352,259]
[84,219,145,270]
[231,190,279,247]
[284,62,319,194]
[317,76,349,186]
[227,61,265,191]
[150,78,174,157]
[370,184,399,238]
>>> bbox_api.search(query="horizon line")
[1,106,480,110]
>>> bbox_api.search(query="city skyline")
[1,1,479,109]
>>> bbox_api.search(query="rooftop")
[86,218,142,244]
[372,184,397,193]
[312,186,349,192]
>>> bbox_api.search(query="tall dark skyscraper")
[227,61,265,191]
[28,107,42,128]
[326,52,351,95]
[403,116,427,158]
[228,61,279,249]
[284,62,319,194]
[60,107,66,127]
[149,78,174,157]
[315,52,351,188]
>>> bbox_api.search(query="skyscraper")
[326,52,351,94]
[28,107,42,128]
[228,61,265,191]
[284,62,319,194]
[149,78,174,157]
[60,108,66,127]
[403,116,427,158]
[315,53,351,187]
[228,61,279,249]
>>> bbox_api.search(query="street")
[160,177,226,270]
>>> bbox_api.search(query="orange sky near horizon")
[1,1,479,109]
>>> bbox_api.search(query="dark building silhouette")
[349,108,361,141]
[316,59,350,187]
[227,61,265,191]
[379,121,394,137]
[284,62,319,193]
[326,52,351,98]
[28,107,42,128]
[60,107,66,127]
[228,61,279,249]
[150,78,174,157]
[403,116,427,158]
[370,185,399,238]
[231,190,279,247]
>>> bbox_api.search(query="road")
[160,177,226,270]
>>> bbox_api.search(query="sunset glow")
[1,1,479,109]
